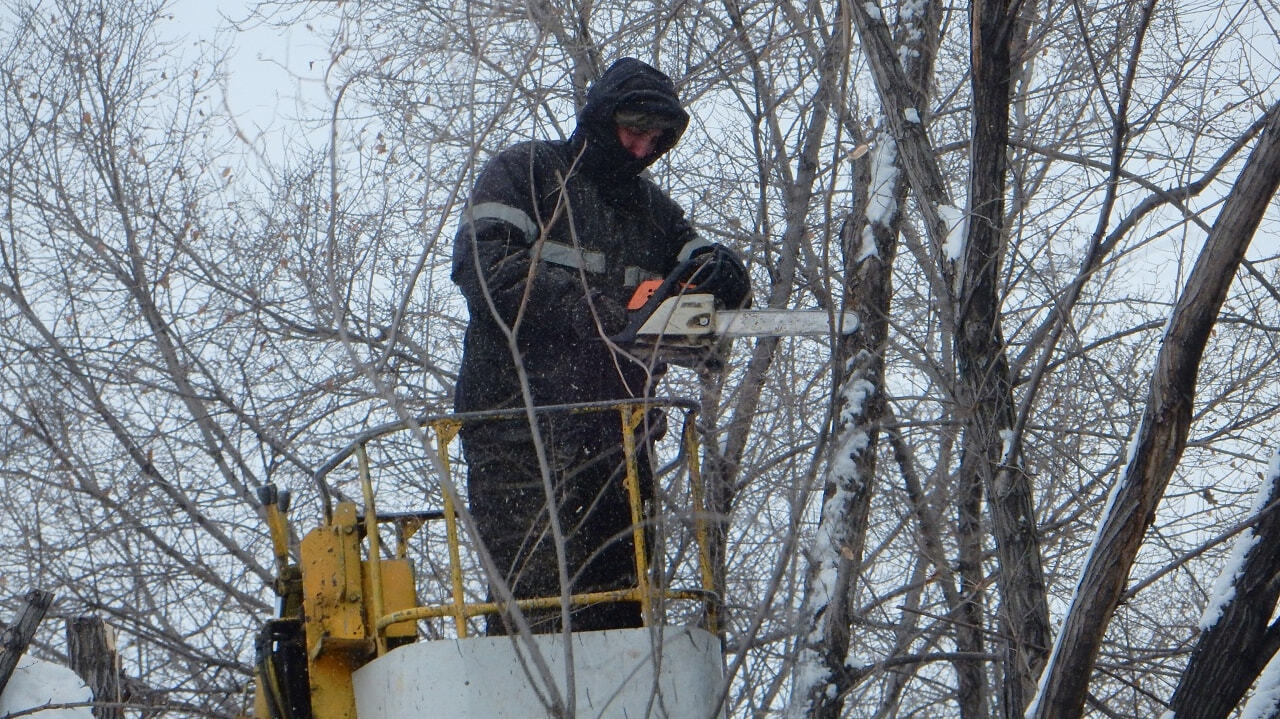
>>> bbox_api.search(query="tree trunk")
[955,460,990,719]
[788,0,946,714]
[67,616,124,719]
[849,0,956,258]
[0,589,54,697]
[1029,100,1280,719]
[1167,450,1280,718]
[958,2,1050,715]
[848,4,996,716]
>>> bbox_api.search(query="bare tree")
[1029,99,1280,719]
[1,0,448,711]
[3,0,1280,717]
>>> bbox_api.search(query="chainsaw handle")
[610,255,704,344]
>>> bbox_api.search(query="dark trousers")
[462,414,657,634]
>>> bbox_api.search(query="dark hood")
[571,58,690,180]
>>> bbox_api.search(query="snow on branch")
[937,203,966,262]
[1240,649,1280,719]
[1199,450,1280,631]
[859,136,900,261]
[787,366,877,717]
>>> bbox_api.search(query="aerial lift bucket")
[251,398,726,719]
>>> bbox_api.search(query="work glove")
[640,408,668,443]
[571,290,629,340]
[680,245,751,309]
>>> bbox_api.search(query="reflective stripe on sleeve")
[463,202,539,241]
[541,241,607,274]
[624,266,662,286]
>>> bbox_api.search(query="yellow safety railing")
[315,397,719,651]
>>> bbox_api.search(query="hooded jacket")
[452,58,713,418]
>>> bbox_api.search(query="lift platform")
[354,625,722,718]
[251,398,725,719]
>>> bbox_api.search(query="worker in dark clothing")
[451,57,750,634]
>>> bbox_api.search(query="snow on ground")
[0,656,94,719]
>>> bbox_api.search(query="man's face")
[616,125,664,159]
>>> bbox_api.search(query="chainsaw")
[610,257,859,368]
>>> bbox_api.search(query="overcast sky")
[162,1,333,150]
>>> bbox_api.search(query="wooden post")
[0,589,55,697]
[67,616,123,719]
